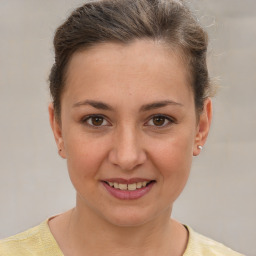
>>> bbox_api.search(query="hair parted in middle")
[49,0,211,120]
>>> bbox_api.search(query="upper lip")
[102,178,155,184]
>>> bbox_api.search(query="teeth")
[136,182,142,189]
[106,181,151,190]
[128,183,137,191]
[119,184,128,190]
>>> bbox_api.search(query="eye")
[145,115,174,127]
[83,115,110,127]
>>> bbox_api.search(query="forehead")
[63,40,193,105]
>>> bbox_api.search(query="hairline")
[55,38,196,122]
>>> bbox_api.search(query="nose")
[108,125,147,171]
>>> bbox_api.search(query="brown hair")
[49,0,211,120]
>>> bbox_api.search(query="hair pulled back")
[49,0,211,120]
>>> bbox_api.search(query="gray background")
[0,1,255,255]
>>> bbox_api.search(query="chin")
[108,215,151,227]
[100,206,163,228]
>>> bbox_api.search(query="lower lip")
[102,182,155,200]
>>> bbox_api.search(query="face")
[49,40,211,227]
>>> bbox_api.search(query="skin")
[48,39,212,256]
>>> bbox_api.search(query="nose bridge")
[109,123,146,171]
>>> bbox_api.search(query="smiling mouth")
[103,180,156,191]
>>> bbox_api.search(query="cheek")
[151,131,194,171]
[148,131,194,196]
[153,143,192,181]
[64,131,110,182]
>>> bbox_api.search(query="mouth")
[101,179,156,200]
[103,180,155,191]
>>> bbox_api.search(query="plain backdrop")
[0,1,255,255]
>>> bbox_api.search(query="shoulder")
[0,224,42,255]
[0,220,63,256]
[184,226,245,256]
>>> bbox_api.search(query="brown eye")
[84,115,109,127]
[152,116,166,126]
[145,115,173,128]
[91,116,104,126]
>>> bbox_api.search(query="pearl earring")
[198,145,203,150]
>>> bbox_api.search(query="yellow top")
[0,220,244,256]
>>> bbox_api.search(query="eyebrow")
[73,100,114,110]
[72,99,183,111]
[139,100,183,112]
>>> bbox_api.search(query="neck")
[51,198,188,256]
[72,207,171,252]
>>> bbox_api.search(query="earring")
[198,145,203,150]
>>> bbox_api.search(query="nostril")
[108,148,147,171]
[107,130,147,171]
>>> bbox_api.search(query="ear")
[48,103,66,159]
[193,98,212,156]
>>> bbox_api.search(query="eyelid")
[82,114,111,128]
[144,114,176,127]
[81,114,176,128]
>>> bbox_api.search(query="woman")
[0,0,244,255]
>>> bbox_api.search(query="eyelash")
[81,114,175,129]
[81,114,110,128]
[145,114,175,128]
